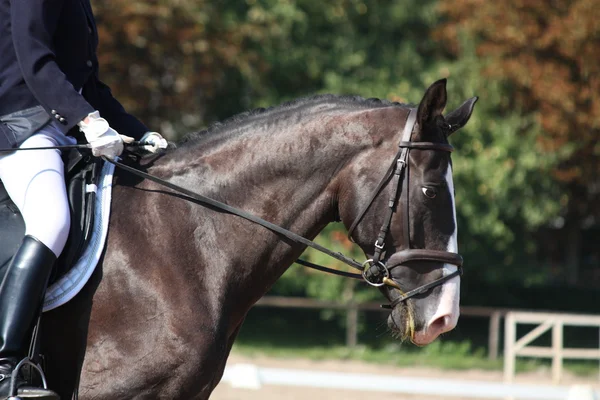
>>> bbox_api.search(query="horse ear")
[445,96,478,135]
[417,79,447,125]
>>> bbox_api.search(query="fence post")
[504,312,516,384]
[346,303,358,348]
[552,320,563,384]
[489,311,501,360]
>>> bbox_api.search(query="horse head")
[340,79,477,345]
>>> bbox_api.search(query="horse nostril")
[427,314,455,336]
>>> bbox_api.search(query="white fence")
[504,311,600,385]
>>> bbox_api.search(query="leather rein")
[96,108,462,307]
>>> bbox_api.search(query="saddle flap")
[0,150,101,285]
[53,152,101,280]
[0,181,25,277]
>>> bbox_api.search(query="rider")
[0,0,167,398]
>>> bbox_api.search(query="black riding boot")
[0,236,59,400]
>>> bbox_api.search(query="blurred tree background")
[93,0,599,310]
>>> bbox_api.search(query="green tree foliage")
[437,0,599,284]
[257,1,562,288]
[93,0,577,294]
[93,0,286,133]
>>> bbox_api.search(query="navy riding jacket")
[0,0,148,148]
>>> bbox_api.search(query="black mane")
[179,94,410,146]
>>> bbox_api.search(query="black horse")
[41,79,477,399]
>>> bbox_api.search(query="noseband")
[347,109,463,308]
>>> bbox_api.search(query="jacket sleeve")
[82,77,149,140]
[10,0,94,133]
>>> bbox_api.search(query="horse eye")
[422,187,437,198]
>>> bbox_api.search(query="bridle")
[2,108,462,309]
[346,109,463,308]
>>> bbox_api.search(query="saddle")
[0,150,101,286]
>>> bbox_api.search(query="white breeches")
[0,122,76,257]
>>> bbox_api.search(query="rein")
[0,142,148,152]
[101,156,365,279]
[104,109,463,306]
[0,139,365,280]
[1,109,463,307]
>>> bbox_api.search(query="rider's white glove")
[140,131,168,153]
[78,111,123,159]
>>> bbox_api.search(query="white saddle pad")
[43,161,115,312]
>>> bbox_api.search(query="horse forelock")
[177,94,412,148]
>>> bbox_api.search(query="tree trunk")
[564,220,582,286]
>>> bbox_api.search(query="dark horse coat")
[40,80,477,399]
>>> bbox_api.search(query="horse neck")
[148,105,405,310]
[159,110,399,232]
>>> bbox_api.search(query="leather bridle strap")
[399,141,454,152]
[369,111,457,267]
[346,148,403,241]
[346,110,418,242]
[381,266,462,309]
[372,110,417,266]
[389,249,463,266]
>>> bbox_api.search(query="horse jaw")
[412,164,460,345]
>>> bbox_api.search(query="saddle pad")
[42,160,115,312]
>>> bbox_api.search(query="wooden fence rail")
[255,296,509,359]
[253,298,600,387]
